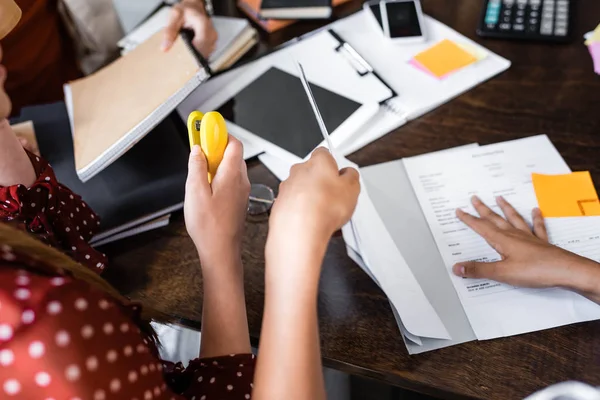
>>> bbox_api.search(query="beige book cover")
[66,30,209,182]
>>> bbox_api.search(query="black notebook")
[219,66,360,159]
[12,102,189,243]
[259,0,332,19]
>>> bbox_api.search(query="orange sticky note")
[532,172,600,217]
[413,39,478,78]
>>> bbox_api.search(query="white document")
[260,152,450,340]
[329,12,511,121]
[346,166,450,340]
[91,214,171,247]
[403,135,600,340]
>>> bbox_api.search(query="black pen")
[180,28,213,76]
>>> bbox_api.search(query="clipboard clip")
[328,29,373,77]
[327,28,397,100]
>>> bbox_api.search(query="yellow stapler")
[187,111,229,183]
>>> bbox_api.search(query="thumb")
[452,261,502,280]
[186,145,210,195]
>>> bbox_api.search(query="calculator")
[477,0,574,43]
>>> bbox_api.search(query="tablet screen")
[219,67,361,159]
[386,1,422,38]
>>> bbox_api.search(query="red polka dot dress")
[0,152,256,399]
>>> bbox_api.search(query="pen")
[296,61,336,155]
[180,28,213,76]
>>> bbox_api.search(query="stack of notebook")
[237,0,351,33]
[259,0,332,19]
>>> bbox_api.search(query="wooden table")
[103,1,600,398]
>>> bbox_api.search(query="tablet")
[217,66,362,160]
[365,0,427,44]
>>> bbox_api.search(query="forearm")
[563,256,600,304]
[253,240,328,400]
[199,251,251,357]
[0,119,36,187]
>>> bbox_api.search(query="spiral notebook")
[64,31,211,182]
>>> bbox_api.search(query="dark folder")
[12,102,189,236]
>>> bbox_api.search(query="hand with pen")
[162,0,218,58]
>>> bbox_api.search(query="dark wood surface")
[103,1,600,399]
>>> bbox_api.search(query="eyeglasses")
[248,184,275,216]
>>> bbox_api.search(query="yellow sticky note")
[585,23,600,46]
[457,42,488,61]
[532,172,600,217]
[413,39,478,78]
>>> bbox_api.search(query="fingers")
[339,166,360,195]
[186,145,211,197]
[532,208,549,242]
[162,5,184,51]
[456,208,502,247]
[452,260,502,280]
[309,147,338,172]
[471,196,511,229]
[496,196,530,233]
[212,136,245,187]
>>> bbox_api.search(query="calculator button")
[530,10,539,17]
[513,23,525,31]
[499,23,512,31]
[516,0,527,5]
[530,0,541,4]
[557,0,568,5]
[540,21,553,34]
[554,27,567,36]
[515,16,524,23]
[529,17,538,25]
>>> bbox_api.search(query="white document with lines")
[402,135,600,340]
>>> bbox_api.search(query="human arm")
[253,149,361,400]
[0,119,35,187]
[184,138,252,358]
[453,195,600,304]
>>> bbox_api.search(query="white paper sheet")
[403,135,600,340]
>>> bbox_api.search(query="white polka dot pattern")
[0,265,256,399]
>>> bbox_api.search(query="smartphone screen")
[369,2,384,29]
[386,0,422,38]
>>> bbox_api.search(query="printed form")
[403,135,600,340]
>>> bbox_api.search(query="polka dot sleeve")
[0,151,107,273]
[0,251,256,399]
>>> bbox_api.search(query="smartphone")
[364,0,427,44]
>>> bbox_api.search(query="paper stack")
[341,136,600,354]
